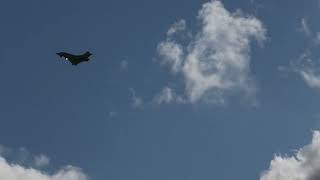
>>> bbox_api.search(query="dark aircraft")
[56,51,92,66]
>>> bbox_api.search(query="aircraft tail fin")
[84,51,92,57]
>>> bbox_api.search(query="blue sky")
[2,0,320,180]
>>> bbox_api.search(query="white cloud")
[33,154,50,168]
[130,88,144,109]
[154,87,185,104]
[156,0,266,103]
[0,146,89,180]
[260,131,320,180]
[167,19,186,36]
[0,156,88,180]
[157,41,184,74]
[299,68,320,89]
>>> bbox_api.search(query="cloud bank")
[0,145,89,180]
[0,156,89,180]
[261,131,320,180]
[157,0,266,104]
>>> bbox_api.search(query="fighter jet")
[56,51,92,66]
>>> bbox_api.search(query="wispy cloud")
[0,145,10,157]
[167,19,186,36]
[120,60,128,70]
[156,0,266,104]
[130,88,144,109]
[33,154,50,168]
[153,87,185,104]
[300,18,312,37]
[286,18,320,90]
[260,131,320,180]
[299,68,320,89]
[108,111,117,118]
[250,0,264,15]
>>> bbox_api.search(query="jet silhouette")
[56,51,92,66]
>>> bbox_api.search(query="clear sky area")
[1,0,320,180]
